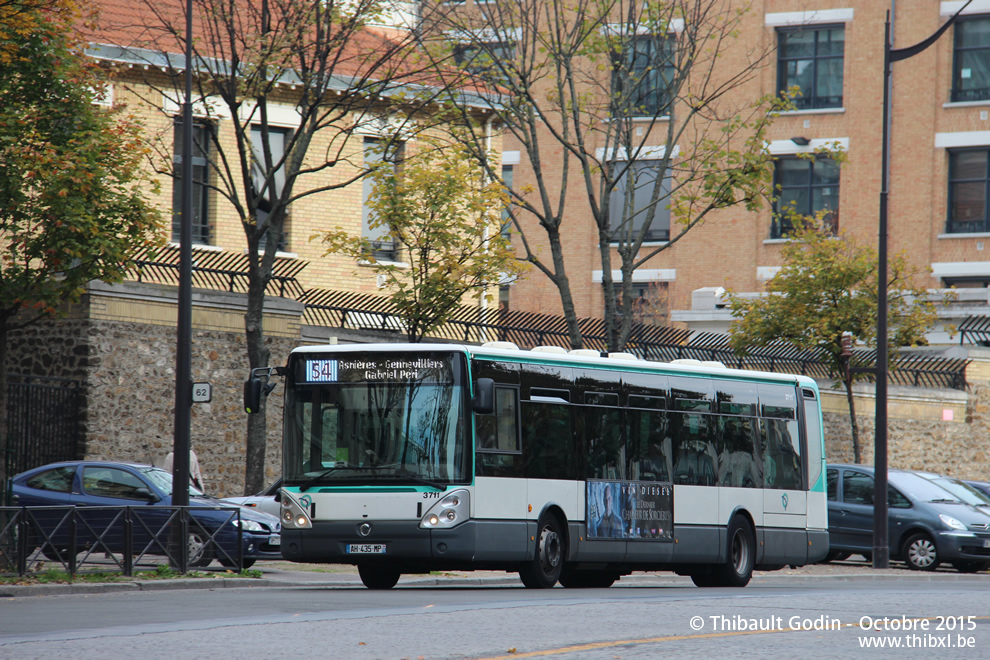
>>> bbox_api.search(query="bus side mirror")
[472,378,495,415]
[244,377,263,414]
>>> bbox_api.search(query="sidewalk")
[1,559,984,598]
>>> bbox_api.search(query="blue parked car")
[826,464,990,572]
[11,461,281,568]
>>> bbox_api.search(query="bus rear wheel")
[520,514,565,588]
[694,516,754,588]
[359,564,401,589]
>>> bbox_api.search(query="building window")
[608,159,671,243]
[771,157,839,239]
[362,137,402,261]
[953,17,990,102]
[500,164,513,241]
[251,125,289,251]
[611,35,675,117]
[172,119,211,244]
[453,42,514,83]
[777,25,844,110]
[948,148,990,233]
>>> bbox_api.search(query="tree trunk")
[545,224,583,349]
[243,266,271,496]
[843,372,861,464]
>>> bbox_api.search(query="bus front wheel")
[359,564,401,589]
[520,514,565,588]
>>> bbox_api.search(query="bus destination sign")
[298,355,452,384]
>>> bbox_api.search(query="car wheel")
[188,531,215,568]
[40,544,70,562]
[558,567,617,588]
[358,564,400,589]
[519,513,565,588]
[951,560,989,573]
[902,532,940,571]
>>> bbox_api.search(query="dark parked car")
[965,480,990,500]
[11,461,281,568]
[826,464,990,572]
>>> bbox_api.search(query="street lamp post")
[874,0,971,569]
[170,0,195,570]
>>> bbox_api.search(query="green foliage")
[317,139,526,341]
[0,0,164,325]
[726,216,940,369]
[726,215,945,461]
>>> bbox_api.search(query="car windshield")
[928,477,990,507]
[889,471,965,503]
[140,466,205,497]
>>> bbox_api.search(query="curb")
[1,569,985,598]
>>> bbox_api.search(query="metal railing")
[0,505,250,578]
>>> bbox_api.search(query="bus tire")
[519,514,565,588]
[359,564,401,589]
[559,567,617,588]
[707,516,755,587]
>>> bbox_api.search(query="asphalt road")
[1,560,989,659]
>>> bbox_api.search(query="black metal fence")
[0,505,252,577]
[302,288,973,391]
[3,376,84,502]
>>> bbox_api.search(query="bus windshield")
[282,351,469,487]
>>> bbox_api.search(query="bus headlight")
[420,489,469,529]
[279,489,313,529]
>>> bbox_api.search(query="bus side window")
[476,386,521,477]
[761,417,802,490]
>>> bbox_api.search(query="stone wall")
[821,383,990,481]
[11,282,310,498]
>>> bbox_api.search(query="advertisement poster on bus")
[587,480,673,541]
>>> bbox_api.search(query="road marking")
[474,615,990,659]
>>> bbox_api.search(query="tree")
[116,0,460,493]
[318,140,526,342]
[0,0,163,489]
[725,217,943,464]
[423,0,786,351]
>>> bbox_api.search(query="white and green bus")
[247,341,828,589]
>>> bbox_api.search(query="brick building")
[488,1,990,335]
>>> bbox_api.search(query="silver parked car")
[220,478,282,518]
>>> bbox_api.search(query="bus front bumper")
[280,519,490,565]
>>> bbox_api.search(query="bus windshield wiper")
[375,474,448,491]
[299,465,379,491]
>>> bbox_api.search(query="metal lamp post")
[170,0,195,570]
[874,0,971,569]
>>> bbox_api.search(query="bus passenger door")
[473,386,529,561]
[761,417,808,564]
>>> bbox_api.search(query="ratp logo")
[781,493,789,510]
